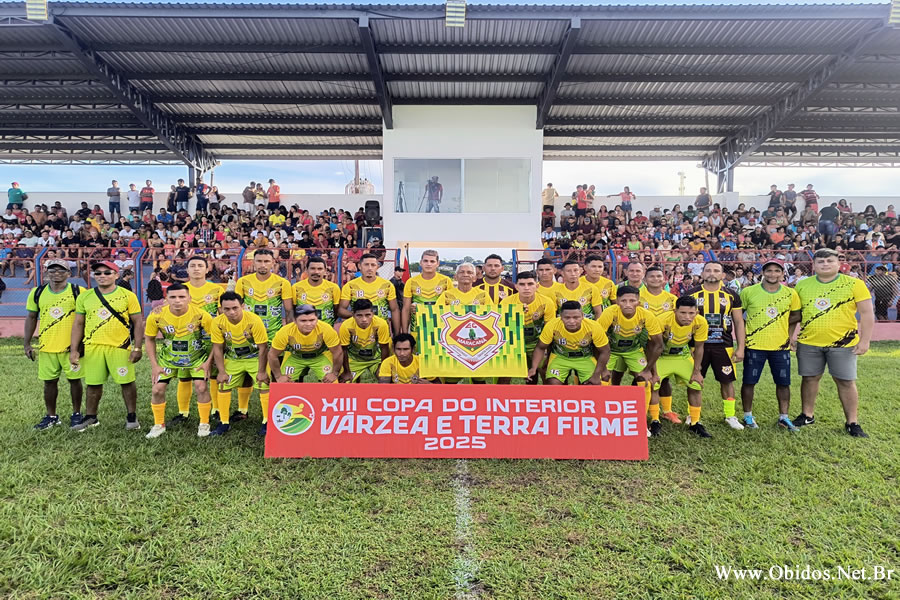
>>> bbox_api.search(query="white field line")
[451,459,481,600]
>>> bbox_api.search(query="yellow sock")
[723,397,736,419]
[637,382,651,414]
[208,386,219,415]
[218,388,231,424]
[151,402,166,426]
[600,379,612,386]
[660,395,673,414]
[237,387,251,414]
[649,404,660,421]
[689,405,702,424]
[260,392,270,424]
[177,380,192,416]
[198,401,211,425]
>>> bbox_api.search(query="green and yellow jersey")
[404,273,453,331]
[436,286,492,306]
[538,317,609,358]
[378,355,430,383]
[795,274,870,348]
[234,272,292,341]
[186,281,224,316]
[144,305,213,368]
[339,315,392,362]
[553,281,602,319]
[658,311,708,357]
[501,292,557,349]
[210,311,268,361]
[292,279,341,325]
[271,321,340,358]
[740,283,800,351]
[581,275,617,307]
[596,305,662,354]
[640,287,678,317]
[341,276,396,322]
[537,281,561,300]
[26,283,85,353]
[75,287,141,349]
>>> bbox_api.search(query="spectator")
[174,179,191,212]
[195,178,210,213]
[107,180,121,220]
[541,183,559,210]
[868,265,897,320]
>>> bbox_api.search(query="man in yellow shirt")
[292,256,340,326]
[581,254,617,308]
[25,259,86,430]
[402,249,452,334]
[793,248,874,437]
[640,265,680,422]
[499,270,556,384]
[530,301,611,385]
[437,263,491,306]
[69,261,144,431]
[553,260,602,319]
[338,299,392,382]
[535,258,561,299]
[269,304,343,389]
[378,333,433,383]
[339,253,400,333]
[210,292,270,436]
[144,284,214,439]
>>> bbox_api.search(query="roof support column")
[536,18,580,129]
[359,16,393,129]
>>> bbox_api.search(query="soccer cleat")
[71,416,99,431]
[230,411,248,422]
[258,423,267,436]
[725,416,745,430]
[742,414,759,429]
[34,415,61,430]
[689,422,712,438]
[145,424,166,439]
[125,419,141,431]
[649,420,662,436]
[166,414,188,427]
[662,411,682,424]
[845,422,868,438]
[792,413,815,427]
[777,416,799,432]
[69,412,83,428]
[209,423,231,436]
[197,423,211,438]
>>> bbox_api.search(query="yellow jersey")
[795,274,871,348]
[75,287,141,349]
[437,286,492,306]
[234,273,292,340]
[339,315,392,362]
[596,305,662,354]
[26,283,86,353]
[210,311,269,361]
[144,305,213,368]
[292,279,341,325]
[581,275,617,307]
[658,311,708,357]
[271,321,340,357]
[640,287,678,317]
[378,355,430,383]
[740,283,801,351]
[341,276,396,322]
[537,281,562,300]
[501,293,557,347]
[186,281,224,316]
[404,273,453,331]
[553,281,602,319]
[538,317,609,358]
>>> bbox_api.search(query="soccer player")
[597,286,662,411]
[144,284,214,439]
[25,259,85,430]
[210,292,269,436]
[402,249,452,334]
[581,254,617,308]
[553,260,602,319]
[437,263,491,306]
[535,257,561,299]
[641,265,681,423]
[69,261,144,431]
[475,253,515,303]
[292,256,340,326]
[499,271,556,384]
[529,300,611,386]
[649,296,711,438]
[378,334,433,383]
[339,299,392,382]
[689,261,746,430]
[339,253,400,333]
[233,249,292,422]
[793,248,874,437]
[739,259,801,431]
[269,304,343,393]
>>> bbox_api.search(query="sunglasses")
[93,270,115,275]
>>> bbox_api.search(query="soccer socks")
[260,392,270,424]
[151,402,166,426]
[637,381,651,414]
[723,397,736,419]
[176,381,192,416]
[218,389,231,424]
[649,404,660,422]
[237,387,251,414]
[208,385,219,415]
[198,401,211,425]
[689,405,702,424]
[660,395,673,414]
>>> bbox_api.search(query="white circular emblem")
[815,298,831,311]
[322,293,330,301]
[499,290,507,298]
[639,357,647,366]
[187,323,195,331]
[766,306,778,318]
[579,338,590,346]
[662,302,671,310]
[97,308,110,320]
[322,365,331,374]
[49,307,64,319]
[117,367,128,376]
[601,289,610,298]
[719,296,728,306]
[267,288,275,297]
[377,289,386,298]
[70,363,81,373]
[435,286,443,293]
[579,297,587,304]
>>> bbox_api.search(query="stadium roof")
[1,1,899,186]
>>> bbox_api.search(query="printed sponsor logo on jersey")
[272,395,315,436]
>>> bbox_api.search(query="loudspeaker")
[365,200,381,225]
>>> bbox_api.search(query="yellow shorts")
[38,351,84,381]
[82,345,135,386]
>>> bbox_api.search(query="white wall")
[381,105,544,249]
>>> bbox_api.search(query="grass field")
[1,338,898,599]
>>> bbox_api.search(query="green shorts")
[654,356,702,391]
[546,354,596,384]
[221,357,268,391]
[82,345,135,385]
[282,353,334,383]
[38,351,84,381]
[347,357,381,382]
[609,350,647,374]
[157,365,206,383]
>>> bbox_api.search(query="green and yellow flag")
[417,303,527,378]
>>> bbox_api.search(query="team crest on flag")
[439,312,504,371]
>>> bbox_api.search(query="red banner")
[265,383,647,460]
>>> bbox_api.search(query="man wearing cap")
[25,259,86,430]
[738,259,802,431]
[792,248,874,437]
[7,182,26,210]
[69,261,144,431]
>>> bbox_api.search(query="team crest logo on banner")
[272,396,315,436]
[417,303,527,378]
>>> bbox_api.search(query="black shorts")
[575,208,585,218]
[700,345,735,383]
[266,201,280,211]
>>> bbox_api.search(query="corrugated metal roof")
[388,81,543,99]
[132,79,376,99]
[155,102,382,119]
[98,51,370,76]
[199,134,381,145]
[555,80,796,100]
[379,53,555,76]
[372,18,567,46]
[546,135,723,146]
[548,104,768,119]
[565,53,832,77]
